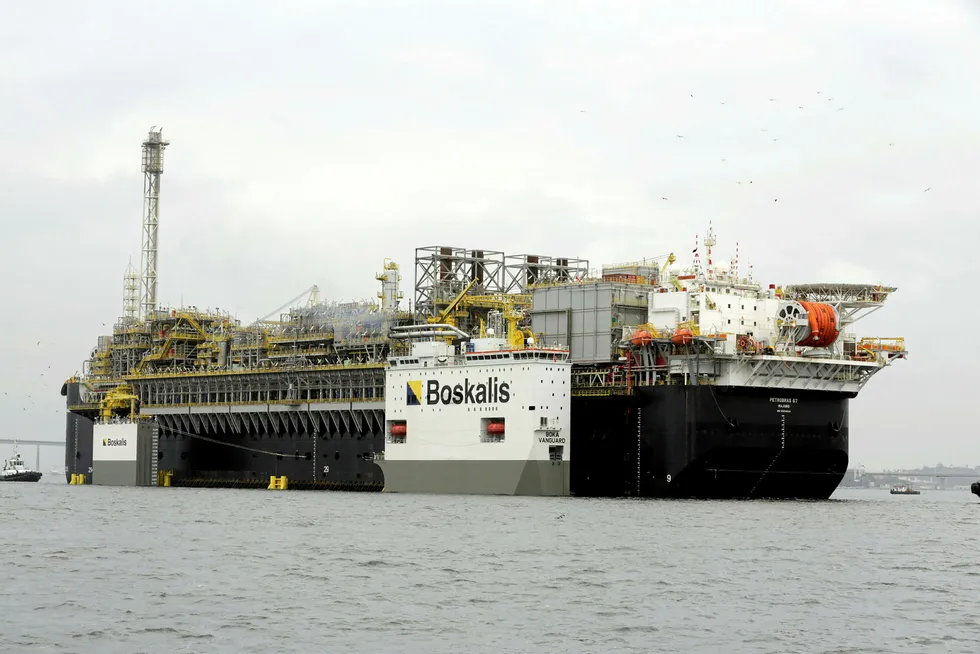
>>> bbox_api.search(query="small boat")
[0,443,42,482]
[971,481,979,499]
[890,484,920,495]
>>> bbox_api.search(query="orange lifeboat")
[797,301,839,348]
[390,423,407,436]
[671,328,694,345]
[631,330,652,346]
[487,421,505,434]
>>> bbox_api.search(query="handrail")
[389,323,470,341]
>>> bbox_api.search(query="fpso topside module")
[62,130,907,498]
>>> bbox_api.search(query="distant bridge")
[850,469,979,490]
[0,438,63,473]
[856,470,977,479]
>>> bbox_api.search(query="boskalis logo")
[406,380,424,406]
[407,377,510,406]
[102,437,128,447]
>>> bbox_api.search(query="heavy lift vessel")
[62,130,907,497]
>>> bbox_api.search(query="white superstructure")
[378,326,572,495]
[624,224,906,393]
[1,449,29,477]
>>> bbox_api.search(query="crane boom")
[429,278,478,325]
[255,285,320,324]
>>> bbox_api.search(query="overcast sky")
[2,0,978,471]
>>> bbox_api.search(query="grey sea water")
[3,481,978,654]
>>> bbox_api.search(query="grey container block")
[531,282,650,364]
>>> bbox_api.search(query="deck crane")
[253,285,320,325]
[427,278,478,326]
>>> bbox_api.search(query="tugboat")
[1,443,42,482]
[889,484,920,495]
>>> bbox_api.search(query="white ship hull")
[378,337,572,496]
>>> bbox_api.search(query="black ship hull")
[154,428,385,490]
[65,385,850,499]
[570,385,850,500]
[64,402,386,490]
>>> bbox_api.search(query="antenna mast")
[139,127,169,320]
[123,259,140,322]
[704,221,716,268]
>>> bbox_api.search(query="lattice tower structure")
[139,128,169,320]
[122,260,140,322]
[503,254,589,294]
[414,246,505,318]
